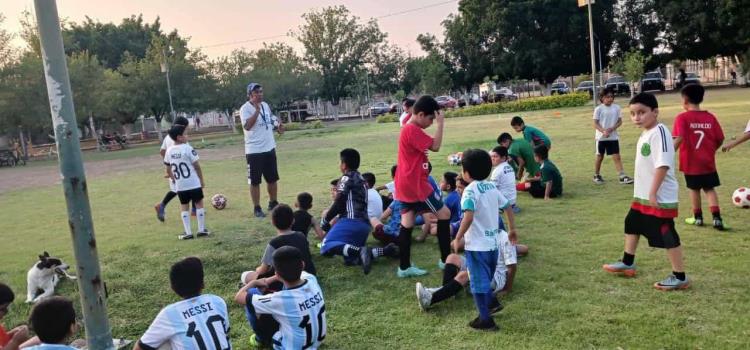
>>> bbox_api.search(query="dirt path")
[0,147,243,194]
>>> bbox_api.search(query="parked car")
[605,76,631,95]
[640,71,666,92]
[494,88,519,101]
[436,95,458,109]
[457,93,482,107]
[674,72,701,89]
[369,102,391,116]
[575,80,598,96]
[550,82,570,95]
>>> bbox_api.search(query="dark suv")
[640,71,666,92]
[605,76,630,95]
[550,82,570,95]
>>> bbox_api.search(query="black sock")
[622,252,635,266]
[442,263,460,286]
[437,219,451,263]
[254,205,262,211]
[162,191,177,206]
[430,280,463,305]
[398,225,413,270]
[372,247,384,258]
[344,244,361,257]
[673,271,686,281]
[694,210,703,220]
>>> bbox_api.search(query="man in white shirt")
[240,83,285,218]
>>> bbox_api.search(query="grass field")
[1,88,749,349]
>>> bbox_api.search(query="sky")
[1,0,459,58]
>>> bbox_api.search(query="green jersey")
[523,125,551,148]
[508,139,540,176]
[540,159,563,197]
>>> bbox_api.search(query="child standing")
[154,116,191,222]
[593,88,633,184]
[510,116,552,149]
[672,84,726,230]
[164,125,209,240]
[452,149,515,331]
[603,93,689,291]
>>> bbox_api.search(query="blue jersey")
[384,200,402,236]
[139,294,231,350]
[428,176,441,201]
[444,190,461,223]
[249,272,327,350]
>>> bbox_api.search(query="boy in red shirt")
[395,95,452,277]
[672,84,726,230]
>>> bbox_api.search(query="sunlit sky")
[2,0,458,58]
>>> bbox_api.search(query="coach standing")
[241,83,284,218]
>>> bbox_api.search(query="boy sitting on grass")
[291,192,325,239]
[490,146,519,213]
[0,283,29,350]
[533,145,563,200]
[24,297,77,350]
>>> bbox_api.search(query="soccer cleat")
[712,218,726,231]
[397,266,428,278]
[253,207,266,218]
[619,175,634,184]
[154,203,165,222]
[653,274,690,291]
[360,246,373,275]
[178,233,194,240]
[383,243,399,258]
[267,200,279,212]
[602,261,637,277]
[685,217,703,226]
[468,317,499,331]
[489,297,504,314]
[416,282,433,311]
[197,229,211,237]
[593,174,605,184]
[438,259,446,270]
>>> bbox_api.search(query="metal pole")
[162,48,176,121]
[598,39,603,88]
[365,72,371,119]
[587,0,597,106]
[33,1,115,349]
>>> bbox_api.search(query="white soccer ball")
[731,187,750,208]
[211,194,228,210]
[447,152,463,166]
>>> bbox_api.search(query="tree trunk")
[88,114,96,140]
[333,103,339,122]
[156,116,164,142]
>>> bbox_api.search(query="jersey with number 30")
[672,110,724,175]
[250,272,326,350]
[164,144,201,191]
[139,294,231,350]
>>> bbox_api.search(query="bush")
[445,93,590,118]
[376,113,399,123]
[284,120,324,131]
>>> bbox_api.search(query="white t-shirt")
[367,188,383,219]
[490,162,517,205]
[164,143,201,192]
[384,181,395,195]
[139,294,231,350]
[593,103,622,141]
[634,123,679,210]
[492,230,517,292]
[399,112,409,127]
[160,135,175,151]
[744,120,750,133]
[251,272,326,350]
[460,180,510,251]
[240,101,277,154]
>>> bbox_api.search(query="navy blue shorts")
[465,250,498,294]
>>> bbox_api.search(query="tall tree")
[0,13,15,68]
[297,5,385,118]
[368,43,406,94]
[250,43,320,112]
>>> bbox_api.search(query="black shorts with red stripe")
[624,208,680,249]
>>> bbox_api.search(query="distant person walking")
[678,68,687,89]
[240,83,285,218]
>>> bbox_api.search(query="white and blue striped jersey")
[139,294,231,350]
[251,272,327,350]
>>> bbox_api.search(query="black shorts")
[246,149,279,186]
[400,193,444,215]
[177,188,204,205]
[684,172,720,190]
[624,209,680,249]
[596,140,620,155]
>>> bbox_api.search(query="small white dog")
[26,252,77,303]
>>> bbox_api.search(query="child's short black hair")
[443,171,458,191]
[629,92,659,110]
[533,144,549,160]
[681,83,704,105]
[330,178,339,187]
[413,95,440,115]
[390,165,397,178]
[461,149,492,180]
[340,148,360,171]
[457,175,469,187]
[599,87,615,101]
[169,257,204,299]
[362,172,376,188]
[271,204,294,230]
[0,283,14,305]
[272,246,304,282]
[29,296,75,344]
[174,116,190,127]
[510,116,524,126]
[168,125,186,140]
[497,132,513,145]
[403,98,416,108]
[492,146,509,158]
[297,192,313,210]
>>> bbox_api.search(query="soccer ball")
[447,152,463,166]
[211,194,228,210]
[731,187,750,208]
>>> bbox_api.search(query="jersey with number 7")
[672,110,724,175]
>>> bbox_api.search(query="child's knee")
[455,271,469,285]
[446,253,463,266]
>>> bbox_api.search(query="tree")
[368,43,406,95]
[297,5,385,119]
[612,0,666,68]
[209,49,254,130]
[404,54,451,96]
[611,49,647,97]
[67,52,107,133]
[250,43,319,114]
[0,13,16,68]
[0,53,51,135]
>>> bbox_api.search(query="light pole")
[580,0,598,106]
[161,47,176,124]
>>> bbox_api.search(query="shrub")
[444,93,590,118]
[284,120,325,131]
[376,113,400,123]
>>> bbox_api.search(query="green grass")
[2,88,750,349]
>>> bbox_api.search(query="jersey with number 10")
[164,143,201,191]
[250,272,326,350]
[139,294,231,350]
[672,110,724,175]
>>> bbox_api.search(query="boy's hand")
[9,325,30,343]
[450,239,459,253]
[277,123,285,134]
[508,229,518,244]
[435,110,445,123]
[649,193,658,207]
[721,144,733,152]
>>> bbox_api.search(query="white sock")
[181,211,192,235]
[196,208,206,232]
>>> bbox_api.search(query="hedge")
[284,120,324,131]
[376,113,400,123]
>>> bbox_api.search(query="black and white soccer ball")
[211,194,228,210]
